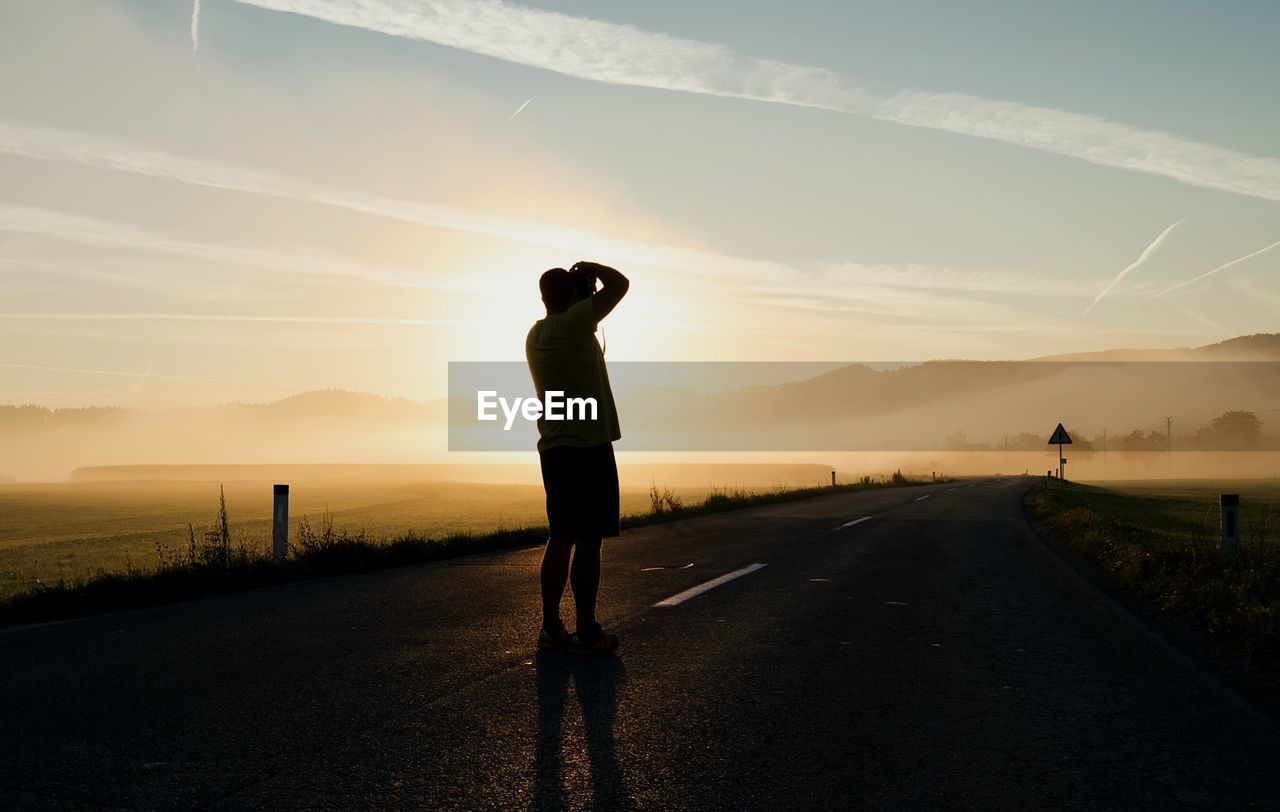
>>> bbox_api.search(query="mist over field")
[4,335,1277,482]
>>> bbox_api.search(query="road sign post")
[1221,493,1240,559]
[1047,423,1073,482]
[273,484,289,561]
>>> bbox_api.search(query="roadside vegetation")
[1,472,928,626]
[637,472,924,523]
[1032,480,1280,668]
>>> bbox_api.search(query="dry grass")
[1032,479,1280,668]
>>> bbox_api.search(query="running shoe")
[537,622,571,650]
[568,623,620,655]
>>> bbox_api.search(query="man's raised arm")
[572,261,629,324]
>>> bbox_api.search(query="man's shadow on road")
[533,650,631,811]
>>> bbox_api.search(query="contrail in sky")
[1083,219,1184,315]
[223,0,1280,202]
[1228,276,1280,317]
[1158,295,1234,337]
[507,99,531,121]
[191,0,201,53]
[130,363,153,392]
[1145,238,1280,301]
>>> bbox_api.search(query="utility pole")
[1101,428,1108,454]
[1166,416,1173,453]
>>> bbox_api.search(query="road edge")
[1018,480,1280,729]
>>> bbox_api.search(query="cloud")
[227,0,1280,203]
[0,118,1092,308]
[1147,238,1280,300]
[0,361,286,388]
[0,312,463,326]
[810,263,1089,298]
[1083,218,1184,315]
[0,118,790,283]
[0,361,333,393]
[0,203,456,291]
[0,144,1108,349]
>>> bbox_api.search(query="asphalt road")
[3,477,1279,810]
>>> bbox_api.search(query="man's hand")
[571,261,629,323]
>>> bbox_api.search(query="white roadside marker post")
[1221,493,1240,559]
[273,484,289,561]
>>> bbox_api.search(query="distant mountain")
[604,334,1280,451]
[0,390,444,434]
[228,389,445,424]
[1030,334,1280,362]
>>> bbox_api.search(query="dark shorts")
[539,442,620,539]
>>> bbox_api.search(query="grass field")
[0,479,731,602]
[1034,478,1280,667]
[1075,480,1280,539]
[0,474,849,603]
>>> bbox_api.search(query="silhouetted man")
[526,260,628,654]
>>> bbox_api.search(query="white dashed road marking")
[915,494,931,501]
[654,563,767,607]
[840,516,873,528]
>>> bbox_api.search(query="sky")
[1,0,1278,408]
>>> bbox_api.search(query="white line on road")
[915,494,931,501]
[840,516,873,528]
[654,563,767,607]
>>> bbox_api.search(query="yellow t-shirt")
[525,299,621,452]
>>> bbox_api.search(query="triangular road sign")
[1048,423,1073,445]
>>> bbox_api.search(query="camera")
[569,267,596,300]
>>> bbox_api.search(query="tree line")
[942,410,1272,452]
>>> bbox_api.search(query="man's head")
[539,267,581,314]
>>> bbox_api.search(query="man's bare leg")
[570,538,603,632]
[540,537,574,630]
